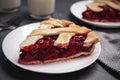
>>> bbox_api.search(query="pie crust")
[19,18,99,64]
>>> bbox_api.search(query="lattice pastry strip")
[54,32,75,48]
[28,26,91,37]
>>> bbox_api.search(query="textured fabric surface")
[96,30,120,74]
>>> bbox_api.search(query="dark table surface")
[0,0,120,80]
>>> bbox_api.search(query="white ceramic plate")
[70,1,120,28]
[2,23,101,74]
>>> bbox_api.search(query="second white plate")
[70,1,120,28]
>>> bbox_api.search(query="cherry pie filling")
[19,26,93,62]
[82,5,120,21]
[19,34,94,62]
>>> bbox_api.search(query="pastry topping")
[28,26,91,37]
[94,0,120,10]
[39,24,54,29]
[18,18,99,64]
[86,2,105,12]
[54,32,75,48]
[84,32,99,47]
[20,35,43,49]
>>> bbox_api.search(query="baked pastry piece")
[18,18,99,64]
[82,0,120,22]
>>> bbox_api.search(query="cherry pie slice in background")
[82,0,120,22]
[18,18,99,64]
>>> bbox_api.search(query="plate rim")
[2,22,101,74]
[70,1,120,28]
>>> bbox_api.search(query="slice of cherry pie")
[82,0,120,22]
[18,18,99,64]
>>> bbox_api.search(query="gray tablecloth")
[96,30,120,74]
